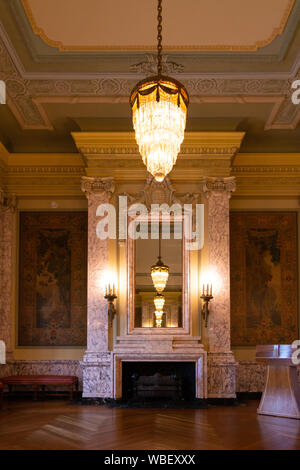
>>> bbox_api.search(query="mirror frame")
[127,212,191,335]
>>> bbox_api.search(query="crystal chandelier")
[151,231,169,293]
[130,0,189,182]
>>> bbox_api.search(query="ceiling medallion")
[130,0,189,182]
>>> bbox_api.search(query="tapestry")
[19,212,87,346]
[230,212,298,346]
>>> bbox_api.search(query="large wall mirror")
[127,216,190,333]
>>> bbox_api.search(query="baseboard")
[236,392,262,401]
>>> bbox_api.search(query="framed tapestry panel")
[19,212,87,346]
[230,212,298,346]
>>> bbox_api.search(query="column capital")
[200,176,236,198]
[0,189,17,212]
[81,176,115,199]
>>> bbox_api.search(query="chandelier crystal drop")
[130,0,189,182]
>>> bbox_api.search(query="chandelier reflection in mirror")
[154,293,165,328]
[130,0,189,182]
[151,227,169,293]
[134,222,183,328]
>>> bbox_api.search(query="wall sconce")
[104,283,117,327]
[200,284,213,328]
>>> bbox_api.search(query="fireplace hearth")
[122,362,196,402]
[132,372,182,400]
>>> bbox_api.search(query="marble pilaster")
[201,177,237,397]
[80,177,115,397]
[0,191,16,361]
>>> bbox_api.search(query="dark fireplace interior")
[122,362,196,402]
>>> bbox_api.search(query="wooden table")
[256,345,300,419]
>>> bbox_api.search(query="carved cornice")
[232,166,300,175]
[73,130,242,157]
[71,131,244,181]
[7,166,85,175]
[81,176,115,198]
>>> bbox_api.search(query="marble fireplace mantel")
[113,335,207,399]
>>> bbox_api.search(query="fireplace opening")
[122,362,196,402]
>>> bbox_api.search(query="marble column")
[80,177,115,398]
[201,177,237,398]
[0,191,16,362]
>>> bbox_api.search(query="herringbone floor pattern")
[0,399,299,450]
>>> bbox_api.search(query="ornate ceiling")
[21,0,294,51]
[1,0,300,154]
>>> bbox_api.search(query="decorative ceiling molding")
[4,1,300,73]
[0,26,298,133]
[3,13,300,81]
[1,14,300,137]
[130,54,184,74]
[21,0,295,52]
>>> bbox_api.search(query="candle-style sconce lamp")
[200,284,213,328]
[104,283,117,327]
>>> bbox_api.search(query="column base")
[80,351,113,398]
[207,352,237,398]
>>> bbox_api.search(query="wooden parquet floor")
[0,399,300,450]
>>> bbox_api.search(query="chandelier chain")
[157,0,163,76]
[130,0,189,183]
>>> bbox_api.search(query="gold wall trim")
[2,135,300,196]
[72,131,245,157]
[21,0,295,52]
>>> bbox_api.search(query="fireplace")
[122,362,196,402]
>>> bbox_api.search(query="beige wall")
[230,196,300,361]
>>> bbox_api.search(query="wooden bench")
[256,345,300,419]
[0,375,78,401]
